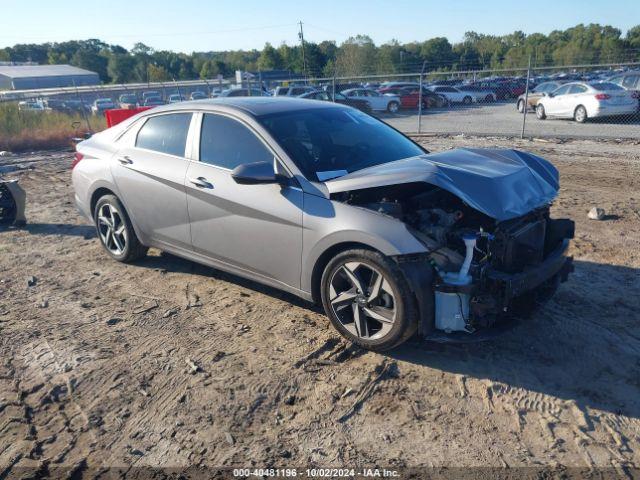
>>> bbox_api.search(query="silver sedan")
[73,98,573,350]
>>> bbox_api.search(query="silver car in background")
[341,88,401,113]
[73,98,574,351]
[536,81,638,123]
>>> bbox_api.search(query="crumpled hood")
[325,148,560,221]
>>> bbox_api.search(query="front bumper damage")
[485,239,573,309]
[397,222,574,343]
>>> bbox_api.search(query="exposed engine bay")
[332,182,575,336]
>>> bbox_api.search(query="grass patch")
[0,102,106,152]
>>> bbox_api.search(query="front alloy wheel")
[328,261,396,340]
[321,249,417,351]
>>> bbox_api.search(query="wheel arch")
[310,241,379,305]
[90,187,117,219]
[89,186,146,245]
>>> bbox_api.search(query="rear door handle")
[189,177,213,189]
[117,156,133,165]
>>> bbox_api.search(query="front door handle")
[189,177,213,189]
[117,156,133,165]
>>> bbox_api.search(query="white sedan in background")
[536,82,638,123]
[341,88,401,113]
[428,86,477,104]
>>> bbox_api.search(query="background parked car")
[219,88,268,97]
[119,94,138,109]
[143,96,165,107]
[536,82,637,123]
[91,98,116,115]
[273,86,290,96]
[607,70,640,111]
[18,100,48,112]
[142,91,161,103]
[429,86,476,104]
[342,88,401,113]
[377,86,446,108]
[298,90,372,113]
[190,91,208,100]
[456,84,497,103]
[168,94,186,104]
[286,85,316,96]
[516,81,567,112]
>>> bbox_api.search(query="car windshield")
[258,107,425,181]
[591,82,623,91]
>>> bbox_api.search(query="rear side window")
[136,113,192,157]
[569,85,587,94]
[199,114,273,170]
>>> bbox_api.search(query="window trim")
[132,111,195,160]
[193,110,293,178]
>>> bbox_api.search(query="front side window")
[136,113,192,157]
[259,107,425,181]
[199,114,273,170]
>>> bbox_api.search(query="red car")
[378,87,446,109]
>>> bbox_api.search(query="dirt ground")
[1,136,639,478]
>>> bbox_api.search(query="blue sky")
[1,0,638,52]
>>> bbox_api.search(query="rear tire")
[574,105,588,123]
[536,104,547,120]
[463,96,472,105]
[387,101,399,113]
[94,194,147,263]
[320,249,418,351]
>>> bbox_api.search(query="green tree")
[257,43,283,70]
[107,54,139,83]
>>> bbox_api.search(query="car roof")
[143,97,348,117]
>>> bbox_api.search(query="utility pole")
[521,55,532,139]
[298,21,308,83]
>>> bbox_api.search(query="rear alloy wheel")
[517,99,525,113]
[94,194,147,263]
[574,105,588,123]
[463,96,472,105]
[387,101,400,113]
[321,249,417,351]
[536,104,547,120]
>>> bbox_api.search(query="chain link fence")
[1,60,639,152]
[290,60,640,140]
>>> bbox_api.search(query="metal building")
[0,65,100,90]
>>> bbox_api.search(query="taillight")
[594,93,611,100]
[72,152,84,169]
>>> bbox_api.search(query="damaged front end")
[327,148,575,339]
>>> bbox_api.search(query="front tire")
[94,194,147,263]
[517,99,525,113]
[320,249,418,351]
[536,104,547,120]
[463,96,472,105]
[574,105,588,123]
[387,101,399,113]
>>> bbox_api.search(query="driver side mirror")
[231,161,282,185]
